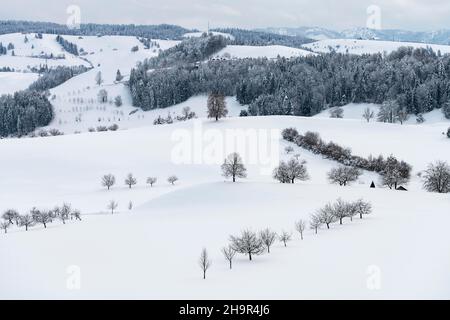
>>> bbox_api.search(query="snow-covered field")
[214,45,315,59]
[0,114,449,299]
[0,72,38,94]
[0,31,450,300]
[304,39,450,55]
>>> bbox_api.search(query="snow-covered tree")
[107,200,118,214]
[362,107,375,122]
[146,177,157,187]
[331,198,349,225]
[198,248,211,280]
[34,210,52,228]
[377,100,399,123]
[0,222,10,234]
[295,220,306,240]
[259,228,277,253]
[125,173,137,189]
[2,209,19,225]
[273,158,309,184]
[102,174,116,190]
[20,214,34,231]
[317,203,336,229]
[222,245,236,270]
[423,161,450,193]
[207,93,228,121]
[353,199,372,219]
[167,175,178,185]
[230,230,265,261]
[279,231,292,247]
[95,71,103,85]
[327,166,361,186]
[381,155,411,189]
[114,95,123,107]
[221,153,247,182]
[310,214,322,234]
[329,107,344,118]
[98,89,108,103]
[115,69,124,82]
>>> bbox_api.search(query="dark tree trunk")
[233,175,236,183]
[229,261,232,270]
[326,223,330,229]
[360,213,363,219]
[25,225,28,231]
[43,223,46,228]
[203,271,206,279]
[249,252,252,261]
[340,218,343,225]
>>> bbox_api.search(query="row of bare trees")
[101,174,178,190]
[1,203,81,234]
[199,198,372,279]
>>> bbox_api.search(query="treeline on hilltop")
[129,46,450,118]
[29,65,90,91]
[0,20,191,40]
[136,34,227,69]
[0,91,53,137]
[213,28,314,48]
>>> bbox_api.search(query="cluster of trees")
[1,203,81,234]
[212,28,312,48]
[28,66,90,91]
[0,90,54,137]
[56,35,79,55]
[138,37,160,50]
[153,107,197,125]
[129,46,450,119]
[282,128,412,189]
[0,21,190,40]
[200,198,372,279]
[101,173,178,190]
[273,158,309,183]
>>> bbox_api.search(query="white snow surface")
[304,39,450,55]
[214,45,315,60]
[0,72,39,95]
[0,115,449,299]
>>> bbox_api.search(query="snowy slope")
[314,103,450,126]
[213,45,315,59]
[0,115,449,299]
[304,39,450,55]
[0,72,39,94]
[0,33,90,71]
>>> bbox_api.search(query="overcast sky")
[2,0,450,31]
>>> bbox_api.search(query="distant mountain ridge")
[259,26,450,45]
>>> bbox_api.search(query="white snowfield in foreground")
[0,115,449,299]
[304,38,450,55]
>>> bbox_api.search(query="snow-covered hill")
[304,39,450,55]
[213,45,315,60]
[0,72,38,94]
[0,115,449,299]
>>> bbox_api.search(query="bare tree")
[332,198,349,225]
[72,210,82,221]
[1,222,10,234]
[125,173,137,189]
[199,248,211,279]
[396,108,409,125]
[128,201,133,210]
[329,107,344,118]
[362,107,375,122]
[273,158,309,184]
[310,214,322,234]
[317,203,336,229]
[279,231,292,247]
[147,177,157,187]
[20,215,34,231]
[59,203,71,224]
[230,230,265,261]
[33,210,52,228]
[207,93,228,121]
[167,175,178,185]
[221,153,247,182]
[222,246,236,270]
[422,161,450,193]
[285,146,294,154]
[2,209,18,225]
[327,166,361,186]
[102,174,116,190]
[353,199,372,219]
[107,200,118,214]
[295,220,306,240]
[259,228,277,253]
